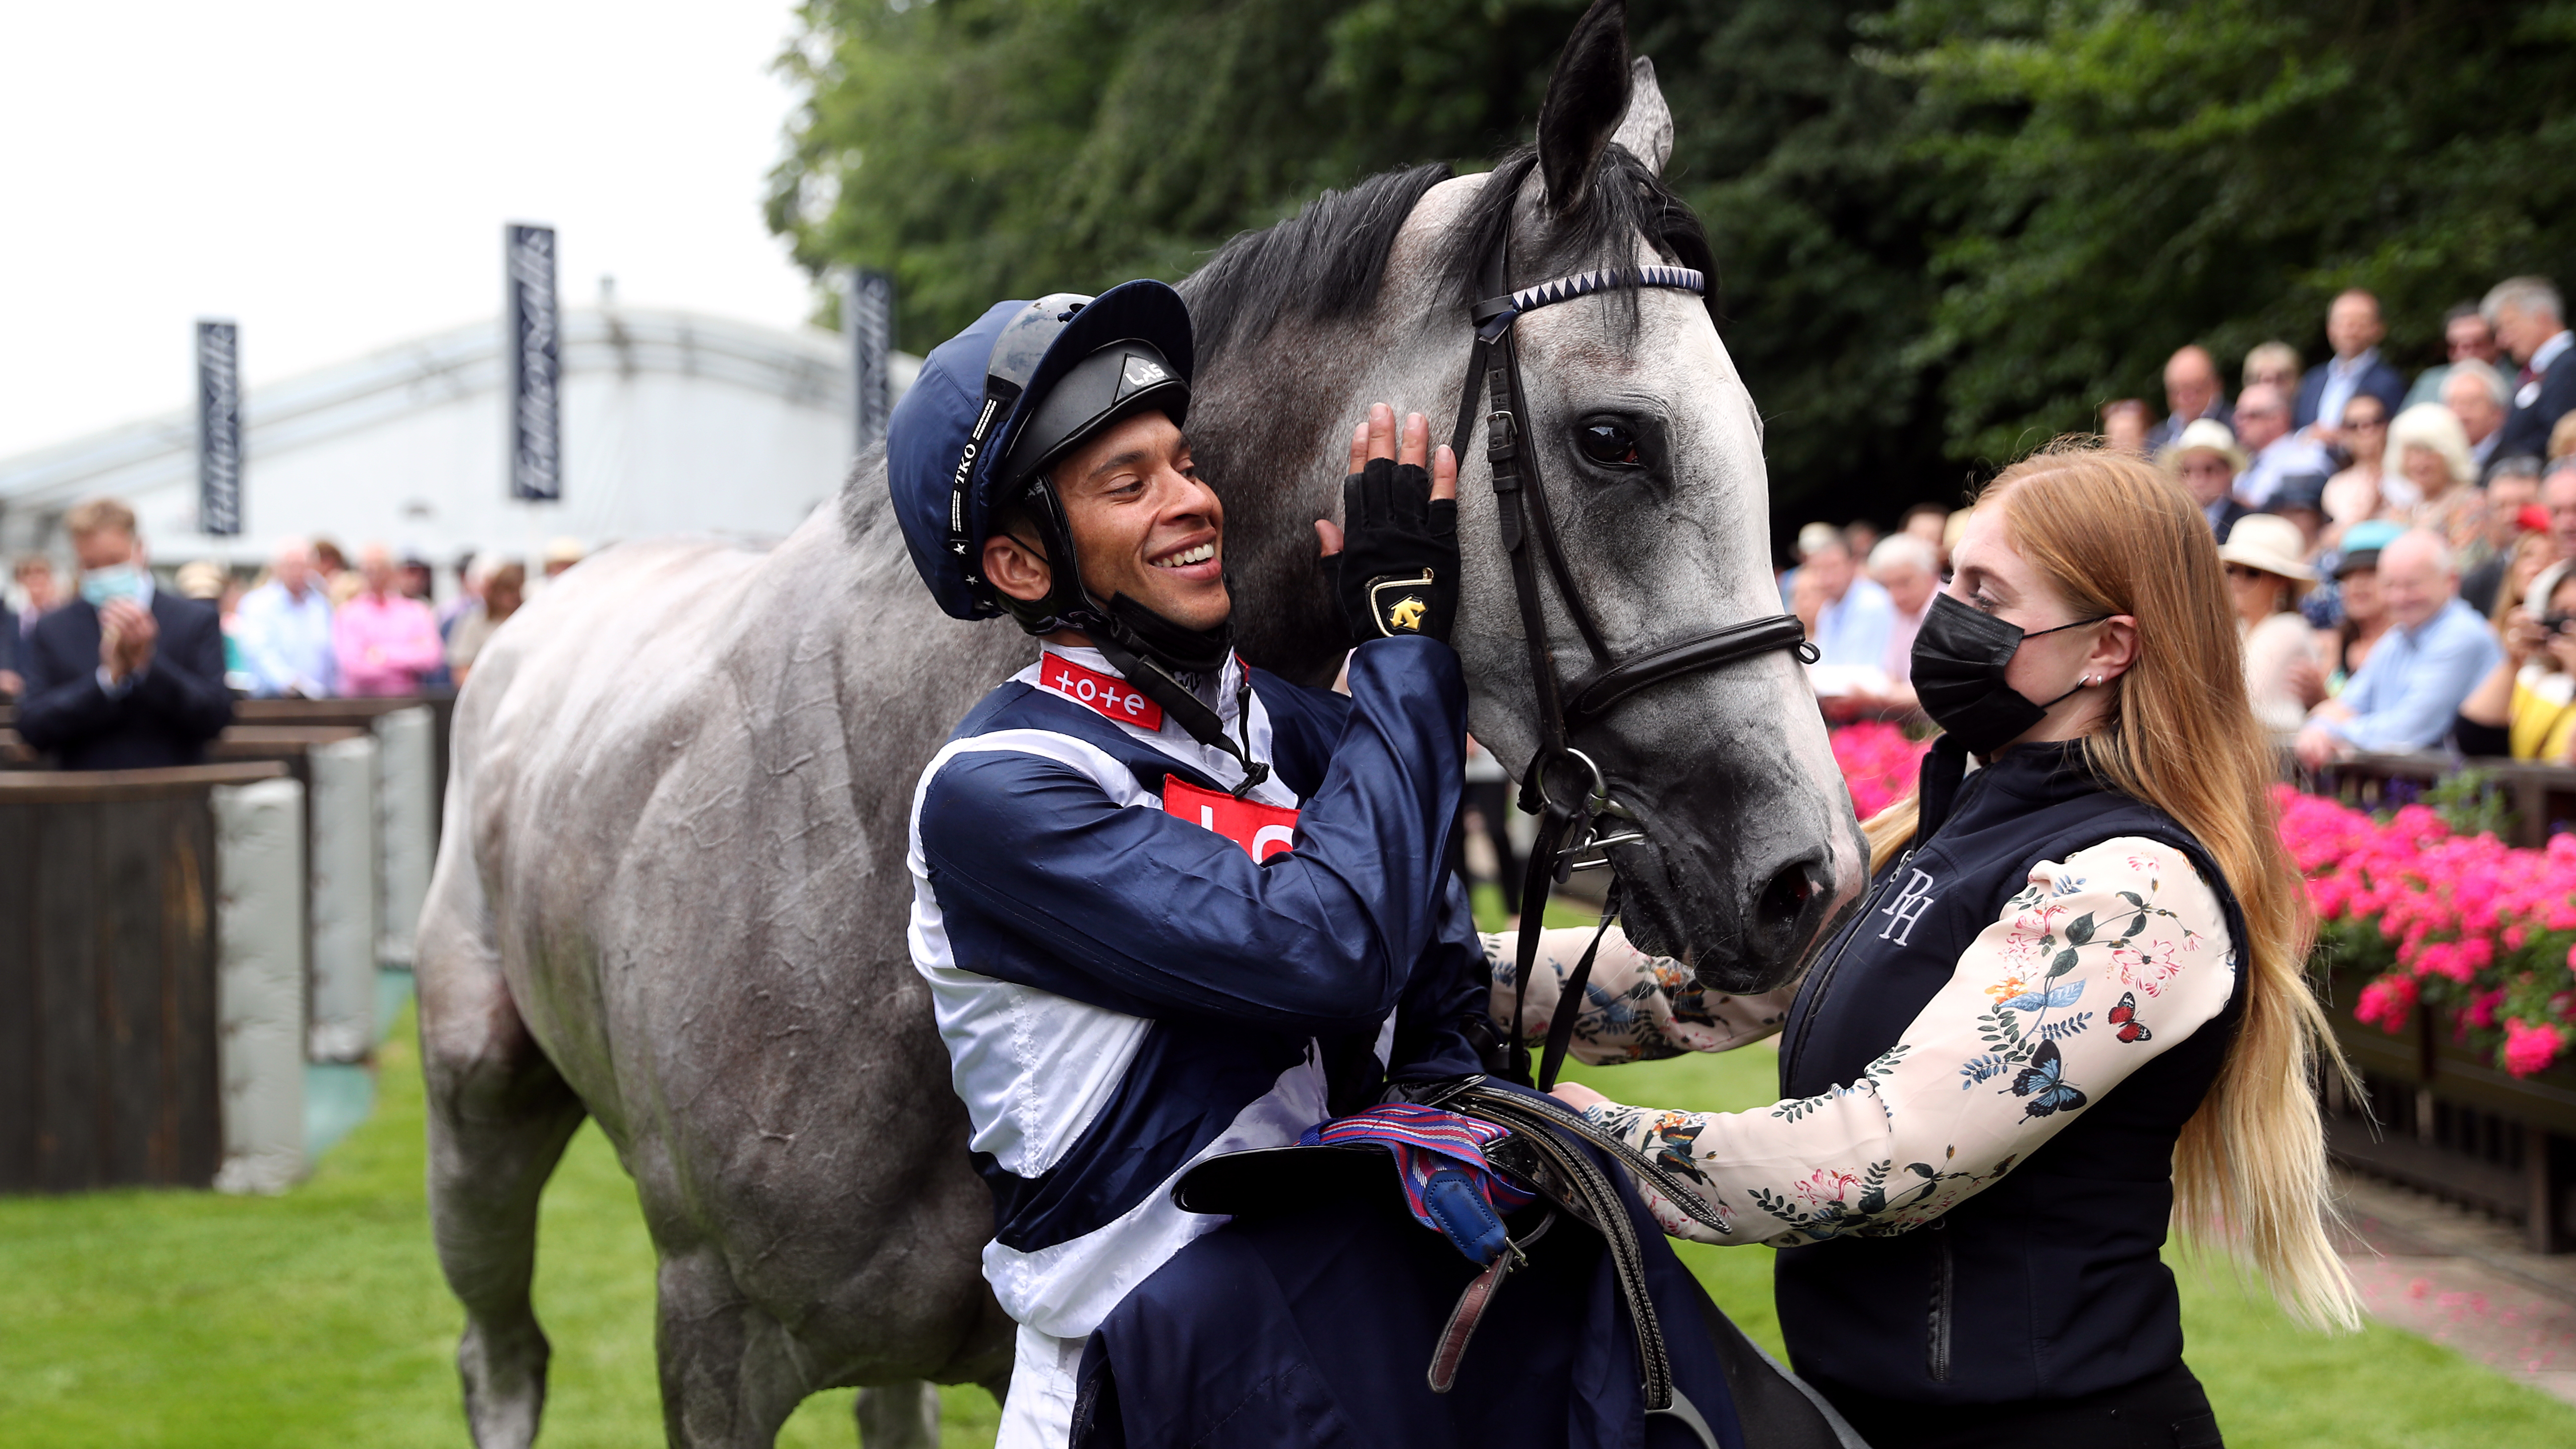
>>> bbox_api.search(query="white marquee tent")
[0,307,916,572]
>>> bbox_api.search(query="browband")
[1472,264,1708,326]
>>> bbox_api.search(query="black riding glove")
[1328,457,1459,647]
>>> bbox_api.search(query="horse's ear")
[1611,57,1673,178]
[1535,0,1632,216]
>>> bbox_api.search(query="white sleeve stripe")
[906,727,1163,867]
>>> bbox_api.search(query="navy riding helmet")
[885,280,1194,631]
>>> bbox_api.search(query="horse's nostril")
[1755,858,1821,936]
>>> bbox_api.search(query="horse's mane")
[1181,162,1455,360]
[842,144,1724,546]
[1183,144,1722,362]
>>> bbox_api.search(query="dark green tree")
[766,0,1955,531]
[1648,0,1952,509]
[1877,0,2576,460]
[767,0,1594,338]
[766,0,2576,531]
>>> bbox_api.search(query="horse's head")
[1186,0,1869,993]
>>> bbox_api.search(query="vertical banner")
[505,223,562,502]
[197,320,243,537]
[848,268,895,454]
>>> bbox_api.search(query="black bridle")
[1433,232,1814,1449]
[1446,235,1815,1091]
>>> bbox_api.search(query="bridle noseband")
[1448,236,1814,1092]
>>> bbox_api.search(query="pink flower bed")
[2278,786,2576,1078]
[1829,721,1933,820]
[1824,726,2576,1078]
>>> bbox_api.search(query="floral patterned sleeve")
[1484,927,1797,1065]
[1580,839,2237,1247]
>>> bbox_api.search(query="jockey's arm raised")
[915,635,1475,1035]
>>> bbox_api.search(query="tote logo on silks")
[1040,655,1163,730]
[1162,778,1299,862]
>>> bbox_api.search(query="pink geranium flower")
[2505,1019,2566,1078]
[2354,976,2417,1033]
[1830,722,1932,821]
[1830,734,2576,1078]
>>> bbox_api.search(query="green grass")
[0,1005,996,1449]
[1468,880,1603,930]
[2,1002,2572,1447]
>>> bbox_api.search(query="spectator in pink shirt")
[334,542,444,696]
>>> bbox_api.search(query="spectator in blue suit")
[2294,289,2407,442]
[2490,276,2576,462]
[16,498,232,770]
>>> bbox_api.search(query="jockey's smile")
[982,409,1232,637]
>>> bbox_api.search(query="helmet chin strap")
[1103,589,1232,675]
[1075,590,1272,800]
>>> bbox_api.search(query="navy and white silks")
[906,637,1487,1448]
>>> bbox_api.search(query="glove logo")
[1331,457,1457,646]
[1366,571,1437,639]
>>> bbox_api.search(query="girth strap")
[1426,1207,1555,1394]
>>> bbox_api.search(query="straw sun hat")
[2160,417,2249,475]
[2216,513,2315,585]
[174,559,230,601]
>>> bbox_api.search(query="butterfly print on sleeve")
[2108,991,2152,1043]
[2010,1038,2088,1119]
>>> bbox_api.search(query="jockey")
[885,281,1486,1449]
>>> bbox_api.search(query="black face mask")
[1910,593,2108,755]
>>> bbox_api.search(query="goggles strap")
[949,380,1022,604]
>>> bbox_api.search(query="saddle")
[1174,1076,1735,1449]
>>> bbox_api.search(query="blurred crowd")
[25,270,2576,780]
[1787,275,2576,771]
[0,494,585,769]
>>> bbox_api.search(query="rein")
[1446,239,1815,1090]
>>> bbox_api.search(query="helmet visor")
[997,339,1191,492]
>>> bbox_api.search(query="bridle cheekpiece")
[1451,240,1815,1093]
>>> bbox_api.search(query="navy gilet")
[1773,739,2247,1405]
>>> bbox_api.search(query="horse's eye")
[1576,419,1644,469]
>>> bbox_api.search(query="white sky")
[0,0,820,460]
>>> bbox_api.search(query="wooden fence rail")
[0,764,292,1194]
[2309,752,2576,849]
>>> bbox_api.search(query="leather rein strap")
[1449,241,1815,1091]
[1458,1084,1726,1447]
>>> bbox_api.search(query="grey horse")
[416,10,1869,1445]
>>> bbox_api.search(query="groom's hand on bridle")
[1317,403,1460,647]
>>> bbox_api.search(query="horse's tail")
[416,672,497,1014]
